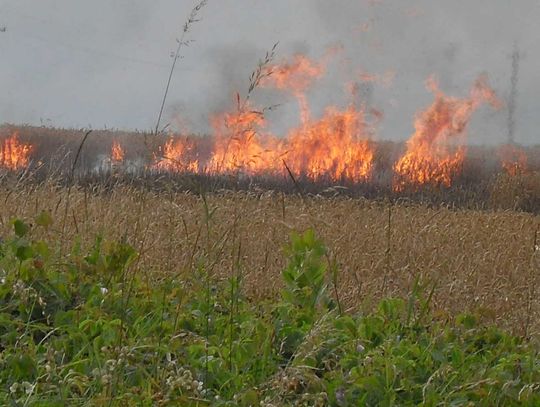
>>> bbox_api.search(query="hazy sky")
[1,0,538,144]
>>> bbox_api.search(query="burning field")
[0,132,33,171]
[3,0,540,403]
[0,53,538,212]
[2,7,540,406]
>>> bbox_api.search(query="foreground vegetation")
[1,182,538,333]
[1,213,539,405]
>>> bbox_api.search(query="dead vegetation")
[1,181,538,336]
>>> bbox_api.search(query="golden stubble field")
[1,183,539,335]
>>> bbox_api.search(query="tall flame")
[141,54,502,190]
[262,54,374,181]
[262,54,325,125]
[393,75,501,191]
[0,132,32,170]
[111,140,125,163]
[283,105,374,182]
[156,54,376,182]
[208,103,281,175]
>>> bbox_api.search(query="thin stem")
[152,0,208,137]
[382,203,392,294]
[61,129,92,248]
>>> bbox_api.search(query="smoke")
[0,0,539,144]
[507,44,520,145]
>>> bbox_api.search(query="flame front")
[393,75,501,191]
[0,132,32,170]
[208,106,280,175]
[0,53,506,189]
[81,53,504,190]
[283,106,373,182]
[262,54,374,182]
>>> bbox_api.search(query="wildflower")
[38,296,46,307]
[22,381,35,395]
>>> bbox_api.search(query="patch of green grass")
[0,216,539,405]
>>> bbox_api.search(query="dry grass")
[490,171,540,212]
[1,181,538,336]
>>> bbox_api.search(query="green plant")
[274,229,334,361]
[0,219,539,405]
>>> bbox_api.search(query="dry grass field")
[2,181,538,336]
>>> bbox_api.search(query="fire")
[261,54,374,182]
[499,144,528,176]
[0,132,32,170]
[111,140,124,163]
[262,54,325,125]
[153,137,199,172]
[151,54,375,183]
[205,101,375,182]
[209,104,280,175]
[393,75,501,191]
[145,52,504,191]
[283,105,374,182]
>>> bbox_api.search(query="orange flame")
[262,54,374,182]
[393,75,501,191]
[262,54,325,125]
[208,104,280,175]
[111,140,124,163]
[283,105,374,182]
[499,144,528,176]
[145,53,503,191]
[153,137,199,172]
[151,54,375,183]
[0,132,32,170]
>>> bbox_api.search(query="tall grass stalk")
[382,202,393,294]
[213,43,278,174]
[524,227,540,338]
[61,129,92,249]
[153,0,208,137]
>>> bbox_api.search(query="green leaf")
[13,219,29,237]
[8,354,38,381]
[240,389,260,406]
[16,244,33,262]
[35,211,53,229]
[457,314,477,329]
[32,240,50,259]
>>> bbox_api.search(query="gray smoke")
[507,44,520,145]
[0,0,539,145]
